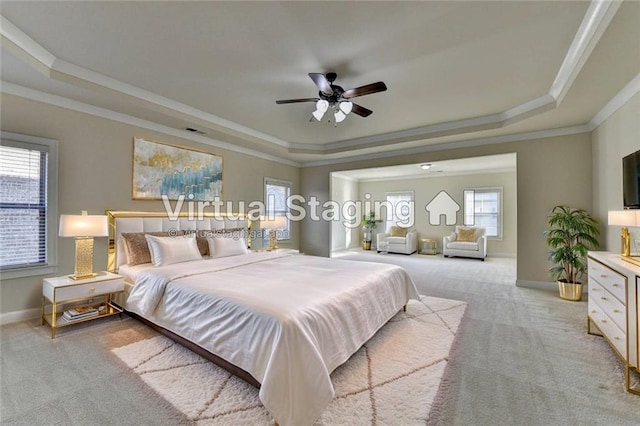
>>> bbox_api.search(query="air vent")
[184,127,206,135]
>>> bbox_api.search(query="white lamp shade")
[608,210,640,227]
[262,215,288,230]
[339,101,353,114]
[59,214,109,237]
[334,110,347,123]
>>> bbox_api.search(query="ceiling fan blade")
[351,103,373,117]
[275,98,319,104]
[308,73,334,95]
[342,82,387,99]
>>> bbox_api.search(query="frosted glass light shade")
[335,110,346,123]
[59,215,109,237]
[316,99,329,112]
[312,109,326,121]
[339,101,353,114]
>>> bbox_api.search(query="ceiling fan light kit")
[277,72,387,125]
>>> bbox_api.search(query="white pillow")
[145,234,202,267]
[449,232,457,242]
[208,235,248,258]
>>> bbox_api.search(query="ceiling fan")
[276,72,387,123]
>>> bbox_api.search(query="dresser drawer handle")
[613,309,621,313]
[614,336,620,340]
[89,287,96,292]
[601,319,607,323]
[612,283,619,287]
[592,288,599,291]
[600,274,607,278]
[600,296,607,301]
[591,310,597,313]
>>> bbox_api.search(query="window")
[264,178,291,241]
[463,188,502,238]
[385,191,414,230]
[0,132,58,278]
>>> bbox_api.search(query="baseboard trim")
[0,307,40,325]
[516,280,556,291]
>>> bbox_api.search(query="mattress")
[125,251,419,426]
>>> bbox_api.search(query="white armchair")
[377,226,418,255]
[443,226,487,261]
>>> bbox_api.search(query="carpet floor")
[2,252,640,425]
[111,296,466,425]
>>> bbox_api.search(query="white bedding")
[125,252,419,426]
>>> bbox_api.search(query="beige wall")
[0,94,300,315]
[357,171,517,256]
[301,132,592,283]
[330,175,360,251]
[592,92,640,252]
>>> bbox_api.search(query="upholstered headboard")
[107,210,250,272]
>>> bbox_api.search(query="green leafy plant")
[361,211,380,232]
[361,211,381,242]
[544,205,600,284]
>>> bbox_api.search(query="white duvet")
[126,252,419,426]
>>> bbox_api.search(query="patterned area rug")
[112,296,466,425]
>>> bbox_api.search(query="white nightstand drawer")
[589,282,627,333]
[589,261,626,303]
[589,307,627,360]
[55,278,124,301]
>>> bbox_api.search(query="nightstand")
[42,271,124,338]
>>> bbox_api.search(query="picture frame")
[132,137,223,200]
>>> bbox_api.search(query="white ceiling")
[333,153,516,182]
[0,1,638,166]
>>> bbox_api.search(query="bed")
[107,211,419,426]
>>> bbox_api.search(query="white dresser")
[587,251,639,394]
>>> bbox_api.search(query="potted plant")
[361,211,381,250]
[544,205,600,301]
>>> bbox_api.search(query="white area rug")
[112,296,466,425]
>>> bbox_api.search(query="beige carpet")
[111,296,466,425]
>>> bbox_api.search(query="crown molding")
[549,0,622,104]
[301,125,591,168]
[0,1,621,158]
[0,82,300,167]
[588,72,640,130]
[0,17,291,150]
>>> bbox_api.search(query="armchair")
[377,226,418,255]
[443,226,487,261]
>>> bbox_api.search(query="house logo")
[425,190,459,225]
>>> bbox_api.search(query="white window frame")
[0,131,59,279]
[384,191,414,230]
[463,187,503,239]
[264,177,291,241]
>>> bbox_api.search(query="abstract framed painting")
[132,137,222,200]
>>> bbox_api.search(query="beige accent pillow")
[390,226,408,237]
[121,231,182,266]
[457,228,477,242]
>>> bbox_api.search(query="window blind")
[0,144,49,269]
[463,188,502,238]
[264,178,291,241]
[385,191,414,230]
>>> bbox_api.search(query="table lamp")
[608,210,640,266]
[59,211,109,279]
[262,215,288,250]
